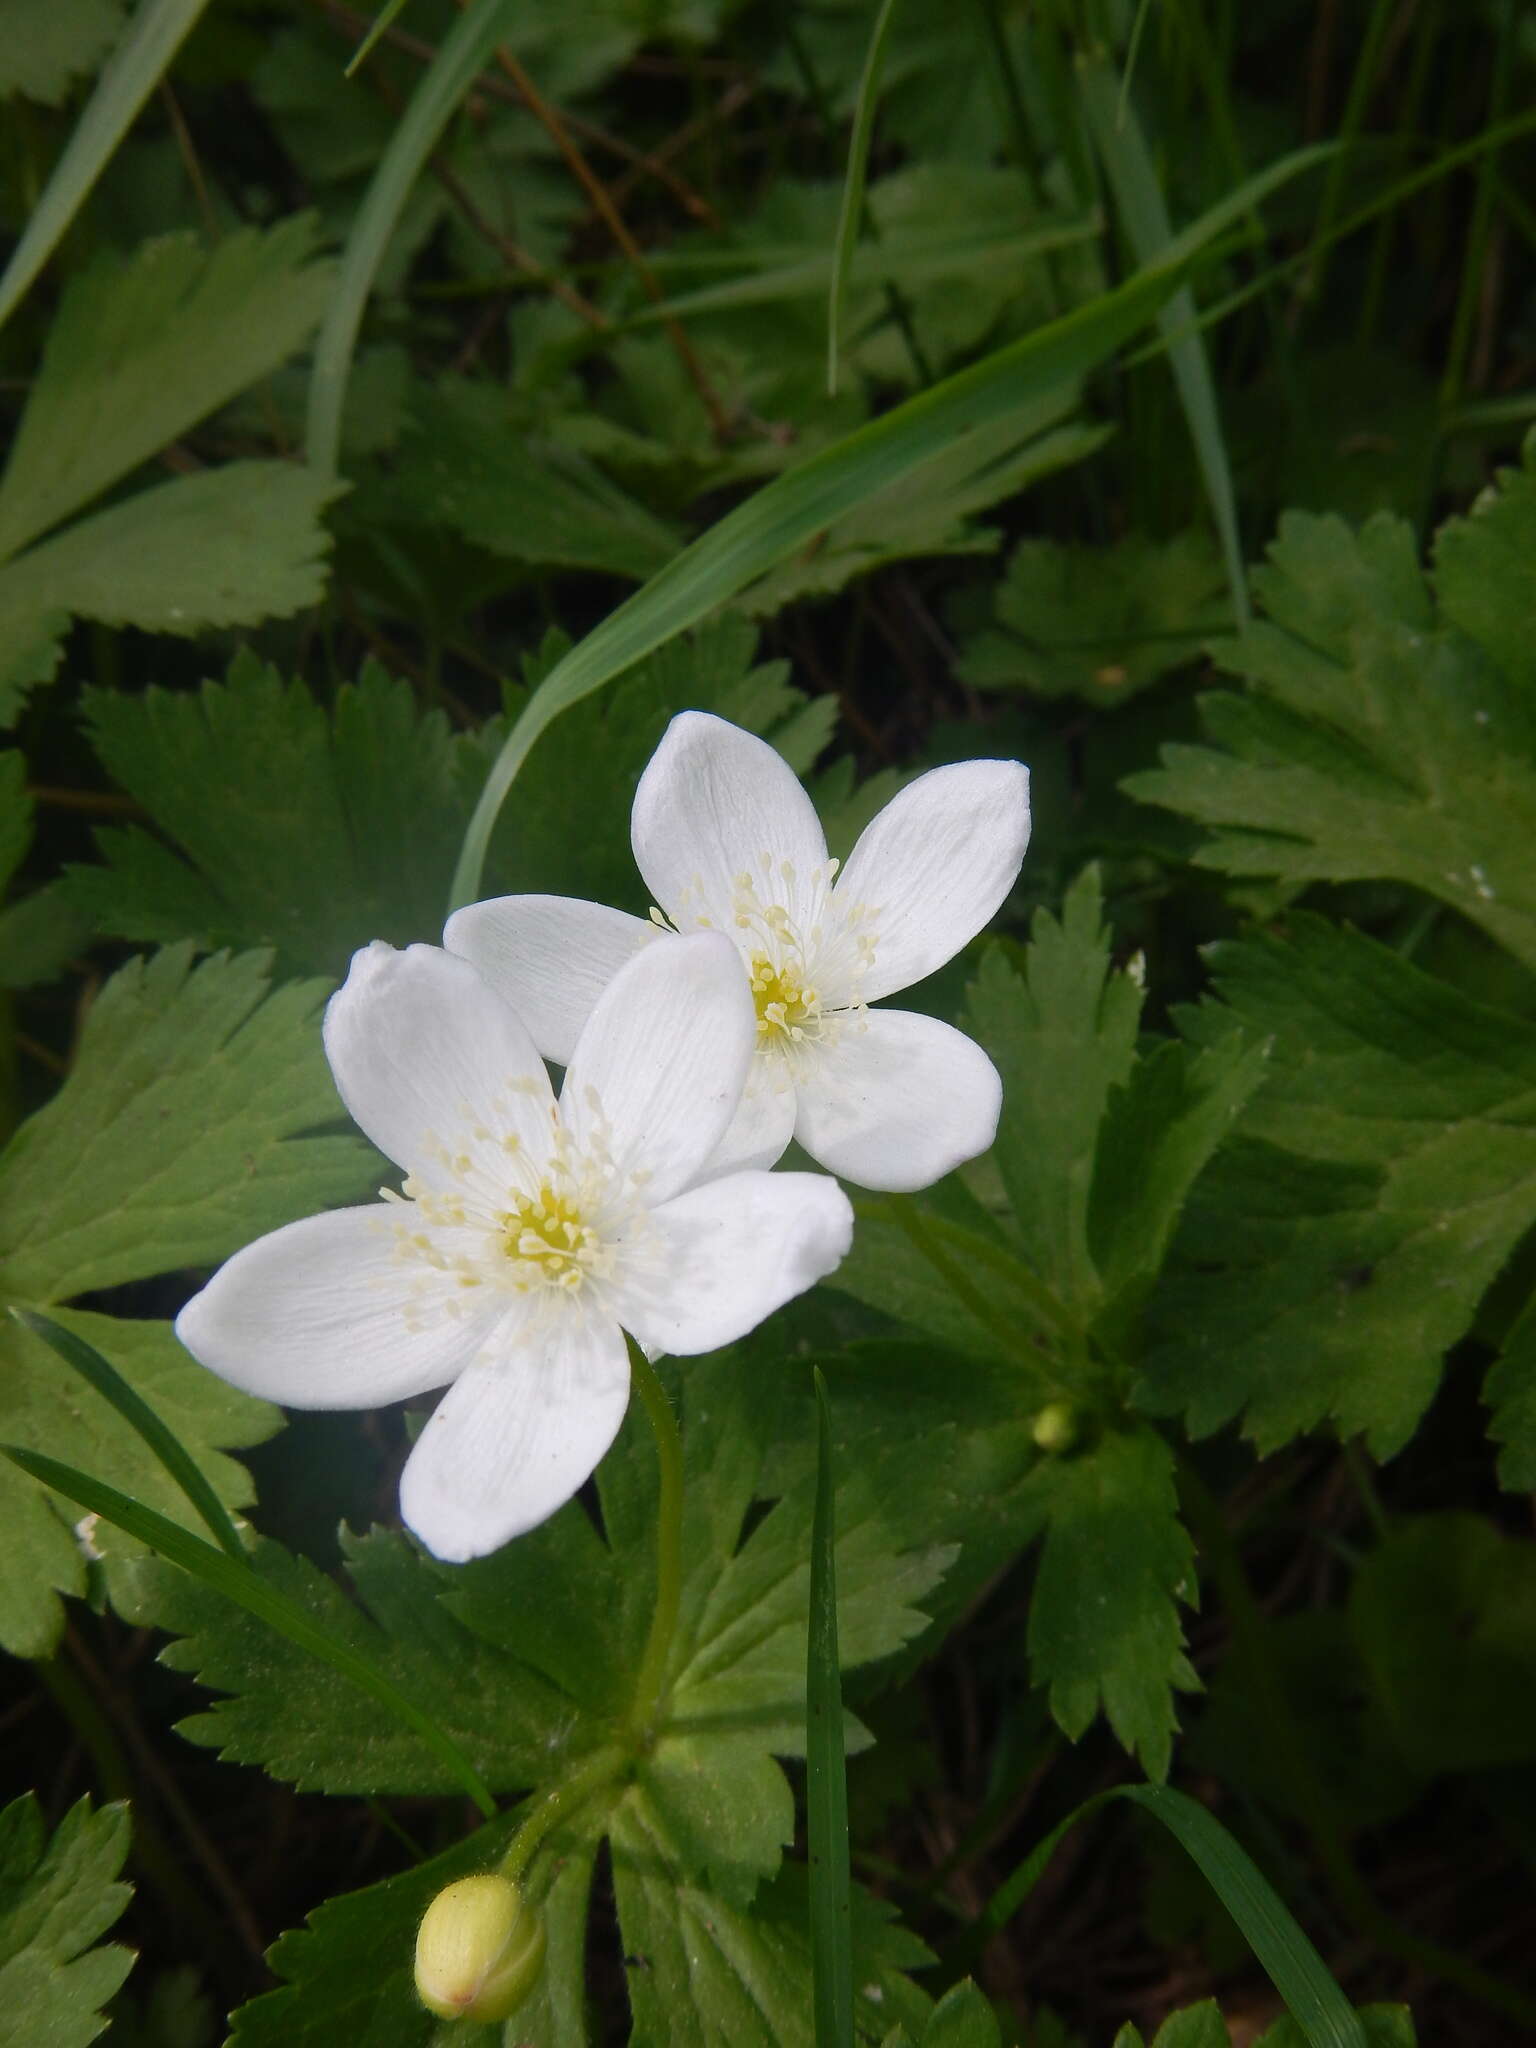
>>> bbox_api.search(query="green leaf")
[826,0,900,395]
[807,1369,853,2048]
[1139,916,1536,1457]
[1255,2009,1415,2048]
[0,754,29,896]
[1349,1514,1536,1772]
[0,945,371,1654]
[971,1784,1366,2048]
[0,464,342,685]
[0,218,333,560]
[0,0,211,335]
[1089,1026,1270,1327]
[953,530,1232,707]
[1126,483,1536,974]
[0,1795,134,2047]
[1079,52,1246,626]
[12,1450,496,1818]
[70,654,488,979]
[452,142,1335,906]
[130,1356,947,2037]
[1019,1424,1197,1779]
[0,946,370,1301]
[965,870,1142,1313]
[884,1979,1004,2048]
[734,395,1108,618]
[1487,1290,1536,1488]
[385,379,682,580]
[0,0,124,104]
[1148,2006,1230,2048]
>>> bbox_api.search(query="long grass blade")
[827,0,901,396]
[448,139,1333,911]
[961,1783,1366,2048]
[2,1443,498,1820]
[305,0,520,475]
[1078,48,1248,626]
[8,1306,245,1563]
[0,0,210,335]
[807,1367,853,2048]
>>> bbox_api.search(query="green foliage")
[953,531,1231,707]
[836,874,1262,1773]
[1017,1425,1198,1782]
[1127,453,1536,971]
[1140,916,1536,1458]
[0,1794,134,2046]
[0,945,372,1653]
[0,219,336,717]
[384,379,683,580]
[67,624,823,975]
[880,1979,1004,2048]
[70,654,488,979]
[1350,1515,1536,1772]
[128,1357,947,2039]
[0,0,124,105]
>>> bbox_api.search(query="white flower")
[175,932,852,1561]
[445,711,1030,1192]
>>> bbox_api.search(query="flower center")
[500,1183,604,1292]
[748,952,823,1044]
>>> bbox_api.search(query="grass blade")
[2,1442,498,1820]
[0,0,210,335]
[807,1367,853,2048]
[9,1306,245,1562]
[448,139,1333,911]
[1078,47,1249,626]
[1119,1786,1366,2048]
[305,0,520,475]
[827,0,901,396]
[960,1783,1367,2048]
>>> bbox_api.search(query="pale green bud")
[414,1873,545,2024]
[1031,1402,1080,1455]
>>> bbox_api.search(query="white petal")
[174,1207,482,1408]
[324,942,555,1184]
[399,1310,630,1560]
[443,895,657,1066]
[618,1171,853,1355]
[833,760,1030,1001]
[793,1010,1002,1191]
[696,1059,799,1179]
[560,931,755,1206]
[631,711,828,929]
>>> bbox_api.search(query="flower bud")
[414,1873,545,2023]
[1031,1402,1080,1455]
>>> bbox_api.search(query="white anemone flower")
[445,712,1030,1192]
[175,932,852,1561]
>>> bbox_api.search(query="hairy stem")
[625,1342,686,1745]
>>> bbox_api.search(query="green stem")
[624,1342,686,1745]
[1178,1457,1536,2028]
[492,1344,687,1891]
[879,1197,1078,1362]
[498,1743,627,1884]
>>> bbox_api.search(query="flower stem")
[624,1340,686,1746]
[498,1742,627,1884]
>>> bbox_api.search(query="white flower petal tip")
[443,895,656,1066]
[620,1170,854,1356]
[631,709,829,931]
[399,1316,631,1561]
[794,1010,1003,1192]
[835,758,1031,1002]
[323,940,554,1181]
[173,1206,480,1408]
